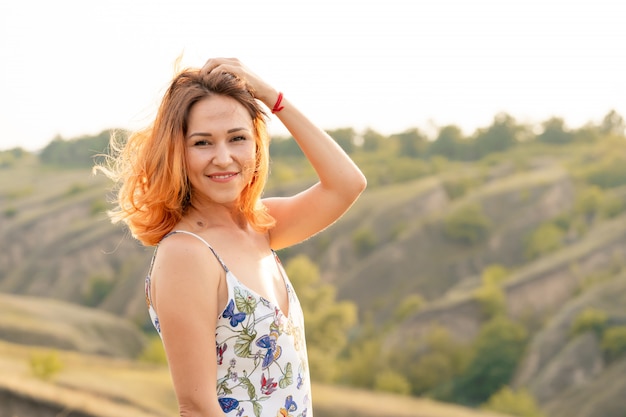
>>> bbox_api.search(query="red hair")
[97,68,274,246]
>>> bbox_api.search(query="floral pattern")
[145,231,311,417]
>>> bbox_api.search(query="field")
[0,340,511,417]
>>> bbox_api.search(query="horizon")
[3,107,622,154]
[2,0,624,152]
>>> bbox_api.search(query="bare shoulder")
[155,232,212,263]
[151,232,224,313]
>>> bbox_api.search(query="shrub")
[90,199,108,216]
[3,206,17,218]
[341,338,384,389]
[481,264,509,286]
[352,227,377,256]
[574,186,622,220]
[83,274,114,307]
[393,293,424,321]
[399,326,470,395]
[583,157,626,189]
[65,183,88,196]
[474,283,506,318]
[601,326,626,361]
[0,151,16,168]
[411,351,456,394]
[443,176,479,200]
[443,203,491,244]
[139,336,168,365]
[524,223,564,260]
[374,370,412,395]
[286,255,357,383]
[451,316,527,404]
[475,264,509,318]
[570,307,608,337]
[29,350,63,380]
[482,386,545,417]
[40,130,112,168]
[389,158,429,183]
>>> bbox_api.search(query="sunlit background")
[2,2,626,417]
[1,0,624,151]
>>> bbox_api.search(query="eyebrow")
[186,127,249,140]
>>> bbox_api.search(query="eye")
[193,139,211,146]
[231,135,247,142]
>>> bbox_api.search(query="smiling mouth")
[208,173,238,179]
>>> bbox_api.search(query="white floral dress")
[145,230,312,417]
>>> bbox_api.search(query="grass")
[313,384,511,417]
[0,342,173,417]
[0,293,146,357]
[0,340,513,417]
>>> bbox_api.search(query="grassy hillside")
[0,292,146,357]
[0,340,513,417]
[3,127,626,416]
[0,153,154,324]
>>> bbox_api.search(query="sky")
[1,0,625,151]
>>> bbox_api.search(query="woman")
[101,58,366,417]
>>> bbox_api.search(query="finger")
[201,58,241,74]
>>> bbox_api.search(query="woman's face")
[184,95,257,207]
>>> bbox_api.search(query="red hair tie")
[271,92,285,114]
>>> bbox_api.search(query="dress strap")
[160,230,230,273]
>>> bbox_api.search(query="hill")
[0,292,146,357]
[0,153,154,325]
[2,122,626,416]
[0,340,513,417]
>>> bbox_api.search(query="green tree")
[83,274,115,307]
[391,128,428,158]
[342,336,384,388]
[583,156,626,189]
[452,316,528,404]
[474,265,510,318]
[394,326,469,395]
[524,223,564,260]
[574,185,622,221]
[474,282,506,319]
[442,175,480,200]
[536,117,573,144]
[362,128,386,152]
[285,255,357,382]
[40,130,114,167]
[412,351,457,394]
[352,227,377,256]
[570,307,608,337]
[429,125,470,160]
[0,147,26,168]
[474,113,520,157]
[600,109,625,136]
[269,135,304,157]
[482,386,545,417]
[482,264,509,286]
[393,293,424,321]
[443,203,492,244]
[601,326,626,361]
[374,370,412,395]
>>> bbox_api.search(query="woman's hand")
[202,57,367,250]
[200,57,278,109]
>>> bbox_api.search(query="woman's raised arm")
[201,58,367,249]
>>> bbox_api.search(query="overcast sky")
[1,0,624,151]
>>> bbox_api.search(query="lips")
[209,173,237,179]
[207,172,239,181]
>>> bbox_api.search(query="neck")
[185,202,248,231]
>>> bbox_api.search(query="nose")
[212,142,233,166]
